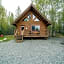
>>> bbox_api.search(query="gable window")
[34,18,39,21]
[24,18,29,21]
[23,13,40,22]
[28,14,31,19]
[33,14,40,22]
[23,14,31,21]
[32,25,40,31]
[33,14,36,19]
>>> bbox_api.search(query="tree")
[0,5,7,35]
[7,12,15,35]
[0,0,15,35]
[15,6,21,18]
[0,0,2,6]
[32,0,50,16]
[61,8,64,34]
[7,12,14,25]
[32,0,64,36]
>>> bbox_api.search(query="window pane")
[35,26,40,31]
[28,15,31,19]
[32,26,40,31]
[24,14,31,21]
[24,18,29,21]
[34,18,39,21]
[33,14,40,21]
[32,26,35,31]
[33,14,36,19]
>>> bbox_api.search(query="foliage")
[0,5,8,35]
[0,35,14,42]
[0,0,2,5]
[32,0,64,36]
[15,6,21,18]
[5,35,14,41]
[0,2,15,35]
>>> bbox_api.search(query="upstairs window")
[24,18,29,21]
[23,14,31,21]
[28,15,31,19]
[23,13,40,22]
[33,15,36,19]
[33,14,40,22]
[34,18,40,21]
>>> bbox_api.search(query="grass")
[0,34,64,43]
[0,35,14,42]
[5,35,14,40]
[0,37,4,40]
[56,33,64,38]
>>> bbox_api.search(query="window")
[24,18,29,21]
[33,14,40,21]
[33,14,36,19]
[32,26,35,31]
[28,14,31,19]
[23,14,31,21]
[21,26,24,30]
[34,18,39,21]
[32,26,40,31]
[23,13,40,22]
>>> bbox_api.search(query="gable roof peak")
[12,3,51,26]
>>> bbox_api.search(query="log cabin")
[13,4,51,40]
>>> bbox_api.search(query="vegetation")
[0,1,21,35]
[15,6,21,18]
[0,5,15,35]
[32,0,64,37]
[0,35,14,42]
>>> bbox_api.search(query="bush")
[0,31,3,35]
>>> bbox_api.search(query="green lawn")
[0,37,4,40]
[0,35,14,42]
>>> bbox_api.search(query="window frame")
[31,25,40,32]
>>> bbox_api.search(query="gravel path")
[0,38,64,64]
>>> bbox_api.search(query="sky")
[2,0,31,15]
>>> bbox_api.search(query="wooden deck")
[16,35,48,39]
[24,35,48,37]
[16,33,49,40]
[15,35,48,41]
[24,32,49,37]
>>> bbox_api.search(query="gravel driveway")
[0,38,64,64]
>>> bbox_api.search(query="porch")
[15,31,49,41]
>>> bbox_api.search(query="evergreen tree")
[0,0,2,5]
[15,6,21,18]
[0,5,7,35]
